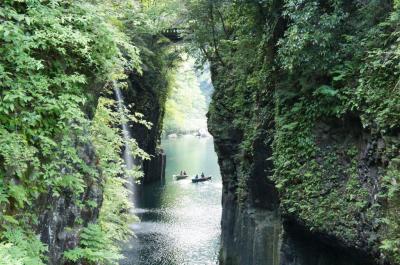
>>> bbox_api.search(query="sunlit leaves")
[0,229,47,265]
[64,224,123,265]
[163,57,208,134]
[0,0,146,264]
[278,0,348,73]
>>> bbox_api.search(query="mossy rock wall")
[202,1,400,264]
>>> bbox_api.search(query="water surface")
[121,135,222,265]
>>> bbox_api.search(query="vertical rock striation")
[121,55,169,184]
[208,75,381,265]
[208,65,282,265]
[200,1,399,264]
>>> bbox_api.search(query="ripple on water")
[120,137,222,265]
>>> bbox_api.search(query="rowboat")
[192,176,212,183]
[174,174,189,180]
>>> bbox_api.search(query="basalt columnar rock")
[121,58,168,184]
[112,30,172,184]
[208,70,389,265]
[203,1,400,264]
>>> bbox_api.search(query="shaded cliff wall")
[123,70,167,183]
[209,72,378,265]
[201,1,400,264]
[209,65,376,265]
[209,63,282,265]
[38,141,103,265]
[121,35,171,183]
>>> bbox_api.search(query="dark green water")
[121,135,222,265]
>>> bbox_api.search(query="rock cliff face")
[38,184,102,265]
[209,86,380,265]
[123,70,167,183]
[202,1,399,264]
[208,62,391,265]
[37,140,103,265]
[209,76,281,265]
[279,219,374,265]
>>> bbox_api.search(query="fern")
[64,224,122,265]
[0,243,24,265]
[0,229,46,265]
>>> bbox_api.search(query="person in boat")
[195,174,199,179]
[183,171,187,176]
[201,172,205,178]
[180,170,183,176]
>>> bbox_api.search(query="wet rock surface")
[211,115,381,265]
[37,142,103,265]
[208,69,382,265]
[279,218,376,265]
[122,67,168,183]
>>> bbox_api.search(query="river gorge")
[1,1,399,265]
[120,136,221,265]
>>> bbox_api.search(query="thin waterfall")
[114,87,136,204]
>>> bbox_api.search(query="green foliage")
[0,229,46,265]
[140,0,187,31]
[0,243,24,265]
[64,224,122,265]
[188,0,400,263]
[163,56,208,134]
[278,0,347,73]
[0,0,138,216]
[0,0,155,263]
[64,97,147,264]
[91,97,141,242]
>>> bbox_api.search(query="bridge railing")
[160,28,188,42]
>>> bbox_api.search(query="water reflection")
[120,136,222,265]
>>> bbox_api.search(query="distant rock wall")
[122,52,169,184]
